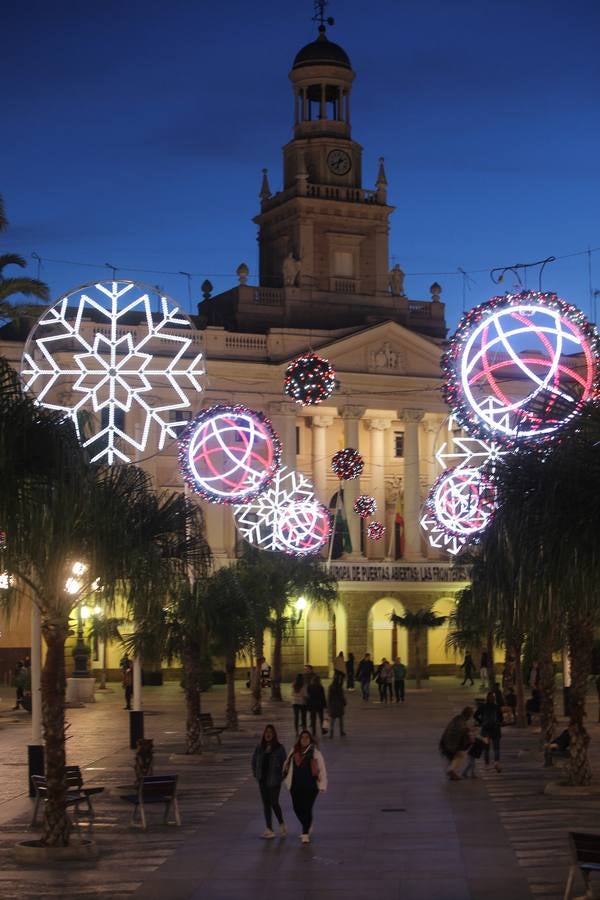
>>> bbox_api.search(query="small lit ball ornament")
[353,495,377,518]
[178,405,281,504]
[278,500,332,557]
[331,448,364,480]
[426,467,497,539]
[283,353,336,407]
[442,290,600,446]
[367,521,386,541]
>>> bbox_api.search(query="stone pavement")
[0,678,599,900]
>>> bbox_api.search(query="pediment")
[306,321,443,378]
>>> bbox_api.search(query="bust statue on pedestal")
[389,264,406,297]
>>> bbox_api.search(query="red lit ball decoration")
[178,405,281,504]
[425,467,497,540]
[367,521,386,541]
[442,290,600,446]
[278,500,332,557]
[353,495,377,518]
[283,352,336,406]
[331,448,364,480]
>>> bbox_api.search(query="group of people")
[251,724,327,844]
[355,653,407,703]
[291,663,347,738]
[440,691,503,780]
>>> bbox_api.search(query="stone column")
[400,408,425,560]
[367,417,391,560]
[340,406,366,558]
[311,414,334,503]
[269,402,297,471]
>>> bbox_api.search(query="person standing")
[376,658,393,704]
[479,650,490,689]
[392,657,407,703]
[440,706,474,780]
[475,691,503,772]
[291,672,307,733]
[460,652,476,686]
[333,651,346,685]
[346,652,355,690]
[327,677,346,738]
[12,661,25,710]
[251,724,287,838]
[284,729,327,844]
[306,674,327,736]
[356,652,375,701]
[122,661,133,710]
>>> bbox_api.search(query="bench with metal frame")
[199,713,226,746]
[30,774,97,834]
[564,831,600,900]
[120,775,181,830]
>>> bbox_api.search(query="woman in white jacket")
[284,729,327,844]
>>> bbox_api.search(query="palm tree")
[0,196,49,314]
[446,585,496,682]
[202,566,252,730]
[86,613,126,689]
[391,609,447,688]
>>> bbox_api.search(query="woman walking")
[306,674,327,735]
[475,691,503,772]
[327,677,346,738]
[284,729,327,843]
[291,672,307,733]
[251,724,287,838]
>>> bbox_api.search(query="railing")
[224,335,268,352]
[253,288,284,306]
[305,184,379,204]
[332,278,357,294]
[407,302,431,317]
[327,561,471,583]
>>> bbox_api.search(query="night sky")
[2,0,600,333]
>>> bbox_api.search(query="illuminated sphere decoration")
[353,495,377,518]
[21,280,205,464]
[442,290,600,446]
[367,521,386,541]
[331,448,364,480]
[283,352,336,407]
[426,467,497,540]
[233,466,331,556]
[178,405,281,504]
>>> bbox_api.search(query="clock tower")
[254,20,395,317]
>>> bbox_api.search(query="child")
[463,734,489,778]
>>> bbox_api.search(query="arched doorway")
[368,598,408,664]
[428,597,456,674]
[306,605,330,673]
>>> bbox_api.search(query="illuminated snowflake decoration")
[435,415,506,474]
[233,466,331,556]
[442,290,600,446]
[367,521,385,541]
[331,448,364,480]
[20,280,204,464]
[178,405,281,504]
[353,495,377,518]
[283,352,336,407]
[425,466,497,539]
[419,510,467,557]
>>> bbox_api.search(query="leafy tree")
[391,609,447,688]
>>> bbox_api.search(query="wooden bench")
[564,831,600,899]
[30,774,98,833]
[199,713,226,746]
[120,775,181,830]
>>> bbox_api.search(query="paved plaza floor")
[0,677,599,900]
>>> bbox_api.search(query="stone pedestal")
[66,677,96,704]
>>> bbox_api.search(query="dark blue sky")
[2,0,599,332]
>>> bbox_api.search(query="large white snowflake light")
[435,415,506,473]
[233,466,331,556]
[21,280,205,464]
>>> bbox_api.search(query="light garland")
[21,280,205,464]
[283,353,336,406]
[233,466,331,556]
[178,405,281,504]
[442,290,600,447]
[331,448,364,481]
[353,495,377,518]
[367,521,386,541]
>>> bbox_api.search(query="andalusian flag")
[329,489,352,557]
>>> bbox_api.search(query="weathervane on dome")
[313,0,334,30]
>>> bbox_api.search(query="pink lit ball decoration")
[442,290,600,447]
[331,448,364,480]
[278,500,332,557]
[353,495,377,518]
[367,521,386,541]
[283,352,336,407]
[178,405,281,504]
[426,467,497,539]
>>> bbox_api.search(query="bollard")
[129,709,144,749]
[27,744,44,798]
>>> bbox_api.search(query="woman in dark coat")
[306,674,327,736]
[251,724,287,838]
[475,691,503,772]
[327,677,347,738]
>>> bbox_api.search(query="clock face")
[327,149,352,176]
